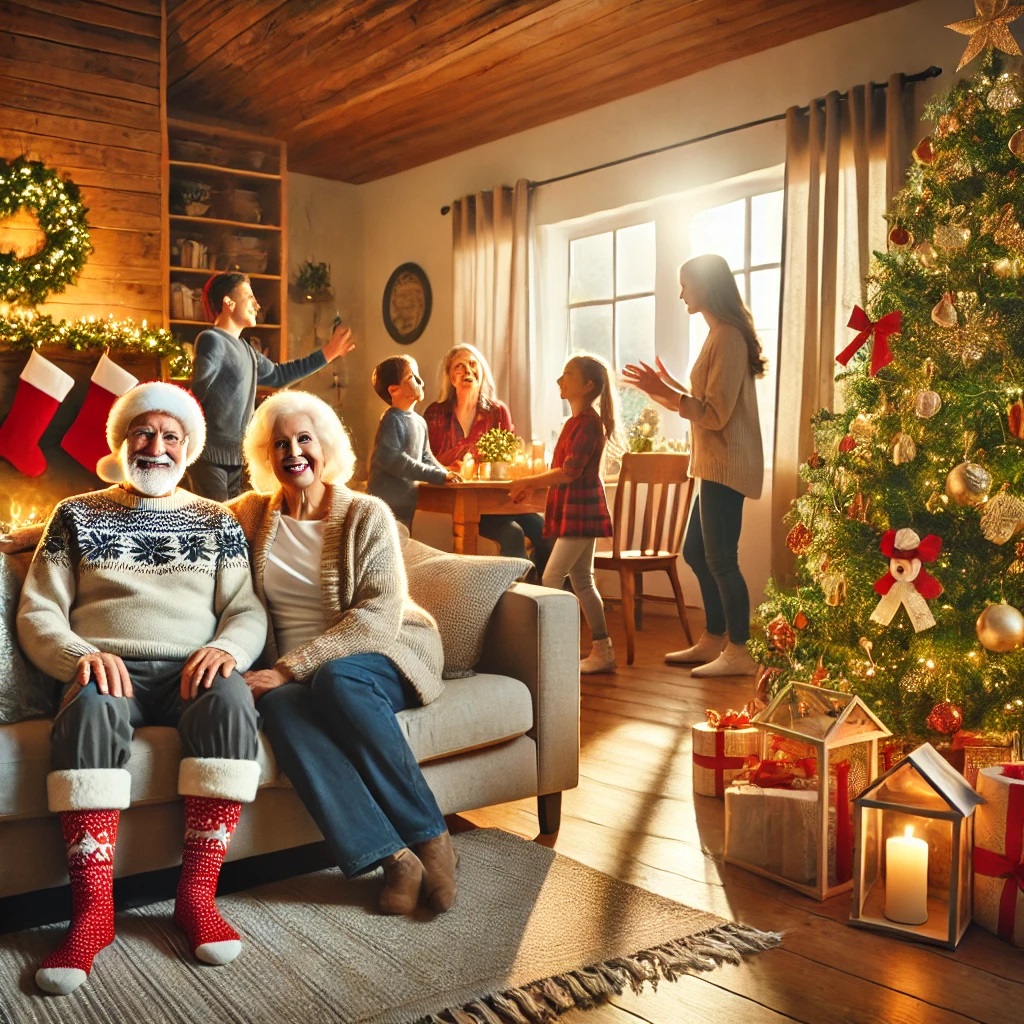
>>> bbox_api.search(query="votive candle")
[884,825,929,925]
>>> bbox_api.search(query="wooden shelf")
[166,118,288,362]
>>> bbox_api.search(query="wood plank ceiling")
[166,0,920,184]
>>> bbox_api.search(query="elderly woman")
[229,390,458,915]
[423,343,549,574]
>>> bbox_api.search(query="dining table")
[416,479,548,555]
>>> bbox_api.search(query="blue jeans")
[257,653,445,877]
[682,480,751,644]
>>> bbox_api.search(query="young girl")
[510,354,618,674]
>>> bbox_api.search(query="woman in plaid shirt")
[510,354,618,674]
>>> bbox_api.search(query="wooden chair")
[594,452,694,665]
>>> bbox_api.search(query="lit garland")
[0,156,92,308]
[0,309,192,379]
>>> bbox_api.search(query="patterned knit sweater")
[17,487,268,683]
[679,323,765,500]
[229,486,444,705]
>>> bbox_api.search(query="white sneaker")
[580,638,616,674]
[690,642,757,678]
[665,631,726,665]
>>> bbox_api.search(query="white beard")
[121,441,188,497]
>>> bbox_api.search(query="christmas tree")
[750,18,1024,746]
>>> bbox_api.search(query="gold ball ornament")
[934,223,971,252]
[914,389,942,418]
[976,603,1024,652]
[914,241,939,267]
[945,461,992,506]
[912,137,936,165]
[989,73,1024,112]
[993,256,1023,278]
[1010,128,1024,159]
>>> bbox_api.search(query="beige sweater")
[17,487,268,683]
[229,487,444,705]
[678,324,764,500]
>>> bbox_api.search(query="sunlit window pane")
[569,304,613,363]
[751,191,784,266]
[569,233,613,303]
[616,296,655,370]
[616,222,655,295]
[750,268,780,334]
[690,200,744,267]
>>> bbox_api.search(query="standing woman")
[230,391,458,915]
[424,344,549,575]
[621,253,765,677]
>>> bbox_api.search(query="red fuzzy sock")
[174,796,242,965]
[36,809,119,995]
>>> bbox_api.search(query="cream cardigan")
[230,486,444,705]
[678,323,764,500]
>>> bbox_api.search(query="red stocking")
[0,350,75,477]
[60,352,138,474]
[174,796,242,965]
[36,809,119,995]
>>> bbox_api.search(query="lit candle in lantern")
[885,825,929,925]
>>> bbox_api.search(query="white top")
[263,516,328,656]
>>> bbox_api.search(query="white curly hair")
[242,390,355,494]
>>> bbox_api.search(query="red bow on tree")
[836,306,902,376]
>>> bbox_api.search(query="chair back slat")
[611,452,692,558]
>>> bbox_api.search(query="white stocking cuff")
[178,757,260,803]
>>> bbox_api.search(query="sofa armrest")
[476,582,579,797]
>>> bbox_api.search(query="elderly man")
[17,381,267,996]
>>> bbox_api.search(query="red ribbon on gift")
[973,775,1024,941]
[694,730,748,798]
[705,707,752,730]
[1002,763,1024,781]
[835,306,901,377]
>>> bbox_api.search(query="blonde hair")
[567,353,619,441]
[435,343,498,406]
[242,390,355,494]
[681,253,767,378]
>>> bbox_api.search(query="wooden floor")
[458,606,1022,1024]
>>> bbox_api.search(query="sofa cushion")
[0,553,59,724]
[402,538,530,678]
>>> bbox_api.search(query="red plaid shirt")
[544,409,612,538]
[423,397,514,466]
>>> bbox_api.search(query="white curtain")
[771,74,915,581]
[452,179,532,440]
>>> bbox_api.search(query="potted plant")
[293,260,333,302]
[171,180,211,217]
[474,427,521,480]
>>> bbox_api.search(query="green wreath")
[0,156,92,308]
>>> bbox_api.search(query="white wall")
[290,0,969,601]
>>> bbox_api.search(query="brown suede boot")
[416,831,459,912]
[378,848,423,915]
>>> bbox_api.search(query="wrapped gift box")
[953,732,1019,788]
[724,783,820,887]
[692,721,760,798]
[973,765,1024,948]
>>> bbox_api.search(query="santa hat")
[96,382,206,483]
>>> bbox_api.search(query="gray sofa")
[0,542,580,903]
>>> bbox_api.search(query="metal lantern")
[725,683,891,900]
[851,743,983,949]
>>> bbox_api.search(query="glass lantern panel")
[830,704,889,744]
[758,682,854,740]
[873,762,955,812]
[956,822,971,934]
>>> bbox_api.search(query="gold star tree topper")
[947,0,1024,70]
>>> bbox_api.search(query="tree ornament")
[793,610,809,630]
[960,340,986,368]
[836,305,901,376]
[766,614,796,654]
[846,492,870,522]
[850,413,875,441]
[937,112,961,136]
[914,389,942,418]
[871,528,943,633]
[980,484,1024,543]
[912,137,936,164]
[946,1,1024,71]
[1009,540,1024,574]
[888,225,914,250]
[1009,127,1024,158]
[988,72,1024,110]
[807,450,822,469]
[934,222,971,251]
[1008,397,1024,438]
[926,700,964,735]
[786,521,813,555]
[976,602,1024,651]
[931,291,959,327]
[993,203,1024,250]
[822,570,848,607]
[915,240,939,267]
[0,156,92,308]
[810,658,829,685]
[945,461,992,506]
[839,434,857,453]
[892,433,917,465]
[992,256,1022,277]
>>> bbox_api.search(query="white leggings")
[541,537,609,641]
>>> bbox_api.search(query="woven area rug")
[0,828,781,1024]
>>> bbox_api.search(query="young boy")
[367,356,460,529]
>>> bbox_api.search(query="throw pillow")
[402,539,530,679]
[0,553,59,723]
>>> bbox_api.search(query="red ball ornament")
[926,700,964,735]
[767,614,796,654]
[786,522,813,556]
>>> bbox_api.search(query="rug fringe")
[418,922,782,1023]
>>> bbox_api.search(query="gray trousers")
[51,658,258,771]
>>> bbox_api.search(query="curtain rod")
[528,65,942,191]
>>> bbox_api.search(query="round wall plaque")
[382,262,431,344]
